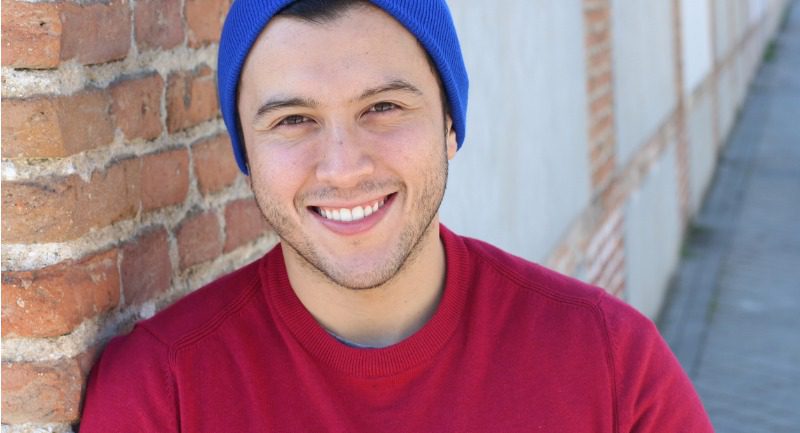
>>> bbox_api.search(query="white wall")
[441,0,591,261]
[625,146,682,318]
[612,0,677,164]
[680,0,714,95]
[687,88,716,213]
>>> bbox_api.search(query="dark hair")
[276,0,366,23]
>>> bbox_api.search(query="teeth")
[318,198,387,222]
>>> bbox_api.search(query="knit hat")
[217,0,469,174]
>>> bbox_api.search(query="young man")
[81,1,714,431]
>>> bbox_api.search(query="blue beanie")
[217,0,469,174]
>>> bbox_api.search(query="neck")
[284,221,446,348]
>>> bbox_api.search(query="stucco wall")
[680,0,714,95]
[442,0,590,261]
[625,146,682,318]
[612,0,677,164]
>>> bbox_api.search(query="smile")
[314,196,389,222]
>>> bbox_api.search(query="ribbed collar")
[260,224,471,377]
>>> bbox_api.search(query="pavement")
[657,2,800,432]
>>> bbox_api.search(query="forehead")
[239,4,434,97]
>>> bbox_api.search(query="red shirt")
[81,226,713,432]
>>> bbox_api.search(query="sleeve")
[600,295,715,433]
[79,325,180,433]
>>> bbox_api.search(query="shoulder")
[458,234,712,430]
[456,232,660,348]
[460,234,606,306]
[81,254,269,431]
[136,254,265,346]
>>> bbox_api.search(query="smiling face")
[238,4,457,290]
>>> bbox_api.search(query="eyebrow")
[356,79,423,100]
[252,79,423,125]
[254,96,318,124]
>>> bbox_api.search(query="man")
[81,1,714,431]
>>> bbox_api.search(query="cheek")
[247,143,315,202]
[369,117,443,160]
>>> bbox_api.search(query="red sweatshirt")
[80,226,713,432]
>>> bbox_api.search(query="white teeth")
[318,197,387,222]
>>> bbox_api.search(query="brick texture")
[224,198,270,253]
[1,249,120,338]
[111,73,165,141]
[2,89,115,159]
[120,227,172,305]
[185,0,230,47]
[134,0,184,52]
[60,0,131,65]
[177,211,223,270]
[193,134,240,194]
[1,357,88,424]
[583,0,617,196]
[2,159,141,243]
[166,66,219,132]
[1,0,263,429]
[1,0,62,69]
[141,149,190,211]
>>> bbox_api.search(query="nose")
[315,125,375,188]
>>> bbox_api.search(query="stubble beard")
[252,141,449,291]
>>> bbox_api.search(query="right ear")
[445,115,457,161]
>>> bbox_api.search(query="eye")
[369,102,398,113]
[278,115,311,126]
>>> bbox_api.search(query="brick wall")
[544,0,787,314]
[1,1,275,431]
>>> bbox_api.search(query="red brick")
[588,69,612,94]
[177,210,223,269]
[111,73,164,141]
[2,159,141,243]
[1,0,62,69]
[166,66,219,133]
[590,91,613,117]
[589,47,611,72]
[141,149,189,211]
[60,0,130,65]
[589,110,613,140]
[2,89,115,158]
[185,0,229,47]
[1,98,62,158]
[224,198,270,252]
[120,227,172,305]
[134,0,184,52]
[585,7,609,27]
[591,154,616,189]
[1,358,84,423]
[1,250,120,338]
[193,134,239,194]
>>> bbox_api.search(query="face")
[238,5,458,290]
